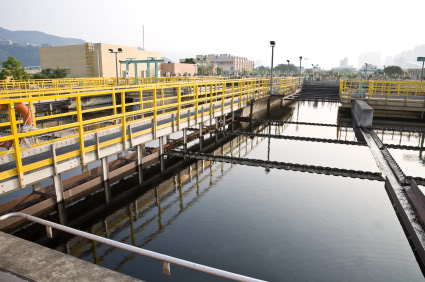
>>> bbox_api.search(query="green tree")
[182,58,196,64]
[274,63,298,74]
[384,66,404,77]
[254,66,270,75]
[32,68,69,79]
[0,56,29,80]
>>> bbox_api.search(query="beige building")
[160,63,197,76]
[39,43,161,78]
[194,54,254,74]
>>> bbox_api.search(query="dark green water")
[13,101,425,281]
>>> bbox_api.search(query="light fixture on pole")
[109,48,123,86]
[299,56,303,86]
[286,60,290,76]
[364,63,369,79]
[270,41,276,95]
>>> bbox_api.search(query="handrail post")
[209,83,213,116]
[239,81,242,108]
[139,90,143,112]
[153,88,157,139]
[76,96,86,166]
[231,81,235,112]
[221,82,225,115]
[112,92,117,115]
[8,103,25,188]
[177,86,181,130]
[121,91,127,150]
[195,84,199,122]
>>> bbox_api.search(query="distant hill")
[0,27,85,47]
[0,27,85,66]
[0,44,39,66]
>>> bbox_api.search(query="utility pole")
[299,56,303,86]
[143,25,145,50]
[270,41,276,95]
[287,60,290,76]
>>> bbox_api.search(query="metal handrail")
[0,212,266,282]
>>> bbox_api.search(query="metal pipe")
[0,212,266,282]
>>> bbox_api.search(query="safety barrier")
[0,77,300,192]
[0,212,266,282]
[0,76,224,97]
[339,79,425,102]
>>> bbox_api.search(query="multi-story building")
[40,43,161,78]
[194,54,254,74]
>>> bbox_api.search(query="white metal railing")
[0,212,266,282]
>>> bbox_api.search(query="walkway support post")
[53,174,64,202]
[101,157,109,182]
[159,136,164,174]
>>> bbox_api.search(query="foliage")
[273,63,299,74]
[254,66,270,74]
[32,68,69,79]
[384,65,404,77]
[197,64,215,75]
[182,58,196,64]
[0,56,29,80]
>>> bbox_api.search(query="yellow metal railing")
[0,77,300,188]
[339,79,425,101]
[0,76,223,96]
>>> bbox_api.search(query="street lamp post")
[109,48,123,86]
[286,60,290,76]
[364,63,369,79]
[270,41,276,95]
[299,56,303,86]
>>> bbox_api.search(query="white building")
[195,54,254,74]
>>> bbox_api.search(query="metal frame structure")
[0,77,300,197]
[0,212,265,282]
[340,79,425,102]
[0,77,222,96]
[120,58,165,82]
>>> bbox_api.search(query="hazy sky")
[1,0,424,68]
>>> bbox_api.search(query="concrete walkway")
[0,232,140,282]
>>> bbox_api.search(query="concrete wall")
[40,44,90,77]
[160,63,197,76]
[39,43,161,78]
[98,43,161,78]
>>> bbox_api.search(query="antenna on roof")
[143,25,145,50]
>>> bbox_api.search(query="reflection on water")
[289,101,342,124]
[389,149,425,178]
[59,134,423,281]
[10,101,425,281]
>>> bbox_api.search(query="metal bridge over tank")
[0,76,301,202]
[340,79,425,115]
